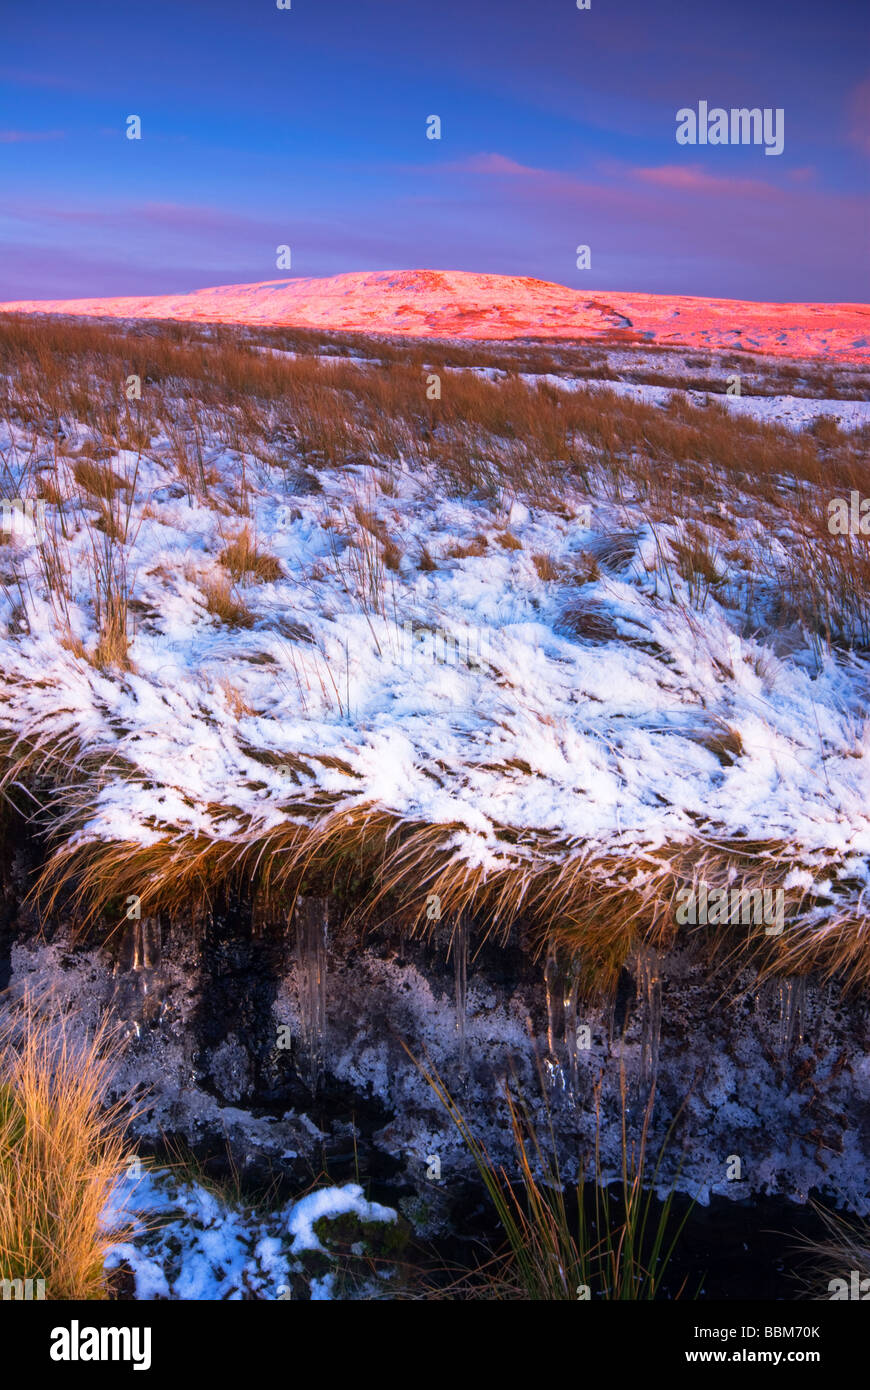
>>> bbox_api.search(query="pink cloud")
[848,77,870,155]
[420,152,785,206]
[2,199,280,239]
[421,152,598,202]
[402,152,549,179]
[631,164,775,198]
[457,153,542,176]
[0,130,65,144]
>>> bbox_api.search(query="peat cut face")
[192,893,293,1107]
[0,813,44,992]
[4,894,870,1220]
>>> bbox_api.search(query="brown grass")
[447,535,488,559]
[217,679,256,719]
[496,530,523,551]
[84,527,134,672]
[218,525,283,584]
[532,553,559,581]
[0,313,867,984]
[201,572,255,628]
[0,992,137,1300]
[383,538,403,571]
[21,781,837,993]
[72,458,127,502]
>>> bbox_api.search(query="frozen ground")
[510,370,870,432]
[0,340,867,943]
[1,310,868,1298]
[103,1168,398,1300]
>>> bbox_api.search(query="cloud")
[416,151,785,205]
[630,164,776,198]
[1,198,281,241]
[1,156,866,305]
[452,153,542,177]
[410,151,603,203]
[0,130,65,144]
[848,77,870,155]
[398,152,548,179]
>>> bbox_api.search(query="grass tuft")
[0,992,137,1300]
[218,525,283,584]
[414,1052,695,1300]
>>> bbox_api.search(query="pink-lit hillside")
[2,269,868,361]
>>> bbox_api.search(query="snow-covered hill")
[2,269,868,362]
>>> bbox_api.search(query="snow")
[586,378,870,432]
[2,280,867,1293]
[287,1184,397,1253]
[0,391,867,938]
[2,268,868,361]
[0,297,867,967]
[510,371,870,432]
[103,1168,398,1300]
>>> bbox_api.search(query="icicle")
[452,915,468,1064]
[543,941,565,1090]
[141,918,160,971]
[295,896,329,1093]
[597,991,617,1049]
[542,941,586,1100]
[112,918,165,1033]
[544,942,562,1057]
[634,946,662,1089]
[114,918,138,976]
[137,919,162,1010]
[776,976,806,1056]
[563,964,582,1101]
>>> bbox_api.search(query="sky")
[0,0,867,304]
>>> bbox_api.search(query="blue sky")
[1,0,867,301]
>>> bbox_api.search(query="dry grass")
[383,538,403,571]
[217,678,256,719]
[0,992,136,1300]
[87,532,134,671]
[415,1057,694,1300]
[72,458,126,502]
[201,572,256,628]
[325,508,393,620]
[20,784,833,991]
[447,535,488,559]
[0,313,868,984]
[1,314,865,526]
[793,1204,870,1299]
[558,600,620,643]
[350,502,403,572]
[218,525,283,584]
[351,503,389,543]
[532,553,559,581]
[496,530,523,551]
